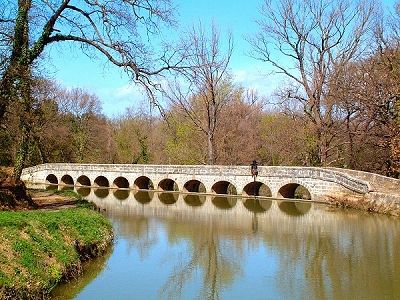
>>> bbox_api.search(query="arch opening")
[242,182,272,197]
[60,175,74,186]
[134,176,154,190]
[159,192,178,205]
[277,183,311,200]
[212,196,237,210]
[183,180,206,193]
[94,176,110,187]
[211,181,237,195]
[113,177,130,189]
[45,174,58,185]
[77,175,91,186]
[158,179,179,192]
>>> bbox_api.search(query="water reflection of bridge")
[51,185,338,234]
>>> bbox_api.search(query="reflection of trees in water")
[160,221,243,300]
[113,215,158,260]
[264,211,400,299]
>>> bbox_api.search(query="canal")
[51,188,400,299]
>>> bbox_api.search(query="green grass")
[0,205,113,299]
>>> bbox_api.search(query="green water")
[51,189,400,299]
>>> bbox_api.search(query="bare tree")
[249,0,375,166]
[165,23,233,165]
[0,0,180,179]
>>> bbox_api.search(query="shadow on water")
[134,190,154,204]
[243,198,272,213]
[113,189,130,201]
[278,201,312,216]
[183,194,206,207]
[159,192,179,205]
[50,246,113,299]
[212,196,237,210]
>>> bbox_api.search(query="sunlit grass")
[0,205,113,299]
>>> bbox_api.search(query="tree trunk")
[207,131,215,165]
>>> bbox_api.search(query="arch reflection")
[184,194,206,207]
[159,192,178,205]
[94,188,109,199]
[212,196,237,210]
[243,198,272,213]
[76,187,91,197]
[278,201,312,216]
[134,190,154,204]
[114,189,130,200]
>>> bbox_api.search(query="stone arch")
[211,181,237,195]
[94,176,109,187]
[113,177,129,189]
[243,198,272,213]
[134,176,154,190]
[278,201,312,216]
[212,196,237,210]
[183,180,206,193]
[184,194,206,207]
[45,174,58,185]
[277,183,311,200]
[60,174,74,185]
[158,179,179,191]
[159,192,179,205]
[77,175,91,186]
[242,181,272,197]
[134,190,154,204]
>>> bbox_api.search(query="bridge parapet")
[21,163,373,200]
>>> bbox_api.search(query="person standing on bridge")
[251,160,258,182]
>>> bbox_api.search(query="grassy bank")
[0,203,113,299]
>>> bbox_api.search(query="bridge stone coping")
[21,163,372,201]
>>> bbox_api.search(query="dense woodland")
[0,0,399,179]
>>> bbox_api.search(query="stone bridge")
[21,163,373,202]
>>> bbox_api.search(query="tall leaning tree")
[249,0,375,166]
[0,0,180,180]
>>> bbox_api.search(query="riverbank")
[0,190,113,299]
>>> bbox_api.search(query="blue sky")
[46,0,398,117]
